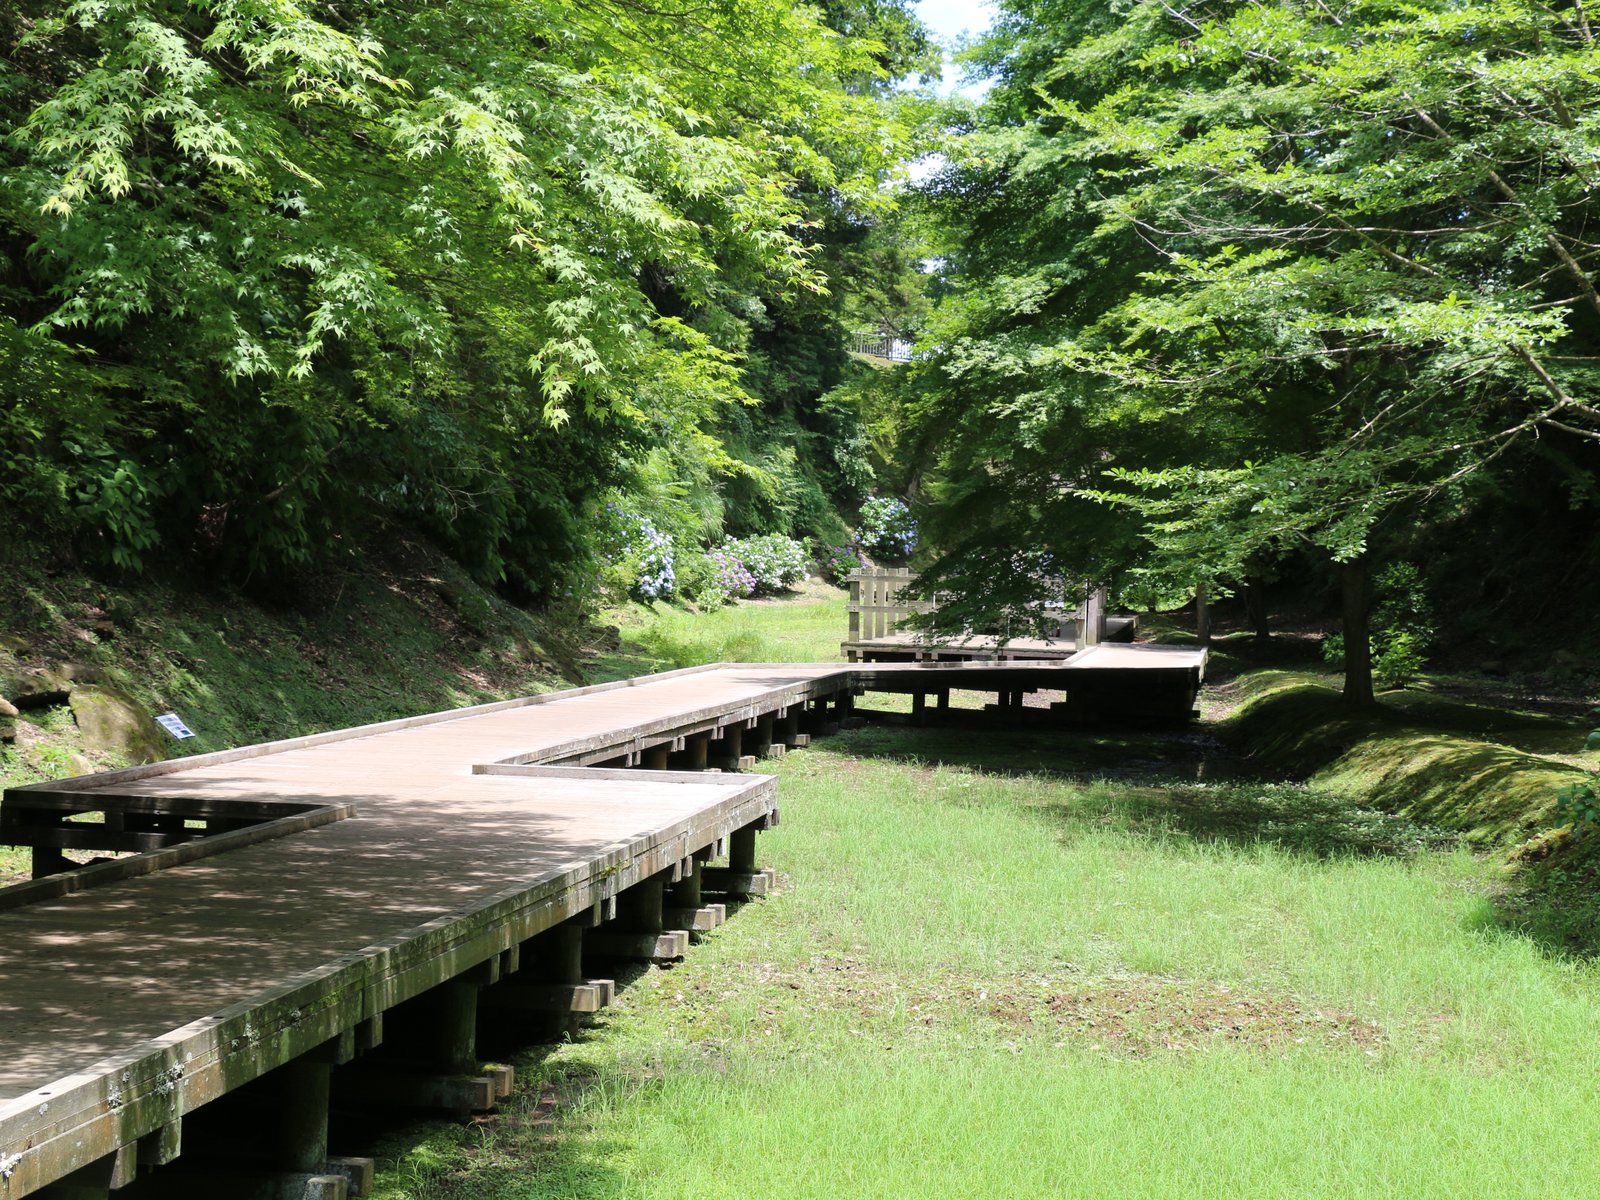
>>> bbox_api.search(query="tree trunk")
[1340,556,1375,707]
[1195,581,1211,645]
[1244,575,1269,641]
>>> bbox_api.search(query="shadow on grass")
[830,725,1450,861]
[834,721,1600,961]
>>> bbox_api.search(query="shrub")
[602,506,676,602]
[857,496,916,560]
[723,534,808,595]
[823,544,866,583]
[679,548,756,611]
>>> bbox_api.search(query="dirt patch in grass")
[980,975,1384,1057]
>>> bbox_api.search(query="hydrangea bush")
[857,496,917,560]
[823,543,866,582]
[723,534,809,595]
[603,504,676,602]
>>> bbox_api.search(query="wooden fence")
[845,567,930,640]
[846,568,1110,645]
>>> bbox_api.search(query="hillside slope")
[0,534,584,802]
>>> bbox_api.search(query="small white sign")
[155,712,196,740]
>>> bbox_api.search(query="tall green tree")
[912,0,1600,702]
[2,0,911,591]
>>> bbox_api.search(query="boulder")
[0,661,102,709]
[68,685,166,763]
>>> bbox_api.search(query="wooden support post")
[35,1145,138,1200]
[729,825,757,874]
[31,845,72,879]
[664,855,726,933]
[912,692,926,724]
[433,981,479,1076]
[276,1058,332,1176]
[780,708,800,745]
[689,733,709,770]
[643,745,670,771]
[937,690,950,714]
[618,872,665,934]
[753,712,774,756]
[138,1120,182,1169]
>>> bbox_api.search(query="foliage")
[676,548,757,612]
[1,0,919,597]
[722,534,810,595]
[602,511,676,604]
[1556,780,1600,838]
[1321,563,1434,689]
[908,0,1600,700]
[822,544,867,583]
[856,496,917,560]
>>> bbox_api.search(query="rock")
[0,664,75,709]
[0,696,17,719]
[68,685,166,764]
[0,660,103,709]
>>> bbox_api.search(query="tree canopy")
[2,0,921,592]
[905,0,1600,700]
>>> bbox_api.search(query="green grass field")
[588,580,849,679]
[364,598,1600,1199]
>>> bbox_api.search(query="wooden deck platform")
[0,651,1205,1199]
[839,617,1139,664]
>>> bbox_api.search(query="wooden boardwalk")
[0,653,1205,1199]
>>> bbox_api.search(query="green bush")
[677,549,757,611]
[723,534,809,595]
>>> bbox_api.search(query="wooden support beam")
[698,866,775,899]
[136,1170,349,1200]
[484,1064,515,1100]
[34,1144,137,1200]
[137,1120,182,1168]
[336,1070,496,1119]
[482,981,610,1014]
[689,733,710,770]
[664,903,726,933]
[355,1015,383,1055]
[584,930,687,961]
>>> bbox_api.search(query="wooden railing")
[846,568,1109,645]
[845,567,928,640]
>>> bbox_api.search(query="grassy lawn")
[587,579,850,680]
[370,716,1600,1198]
